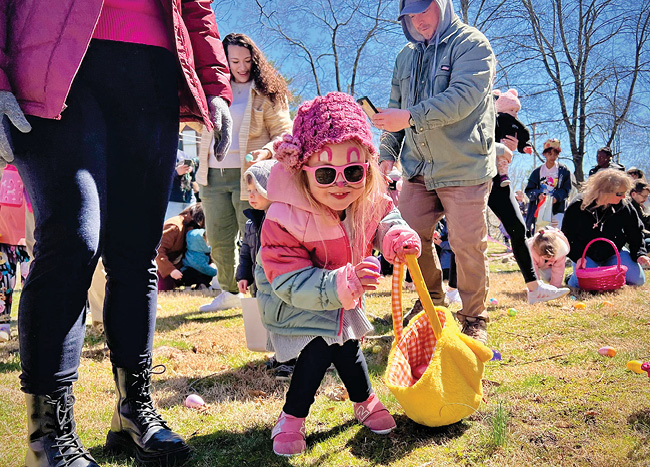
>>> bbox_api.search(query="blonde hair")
[294,145,384,264]
[581,168,632,209]
[531,230,563,257]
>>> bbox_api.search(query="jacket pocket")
[433,68,451,95]
[248,107,265,139]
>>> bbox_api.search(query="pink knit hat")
[273,92,378,172]
[494,88,521,114]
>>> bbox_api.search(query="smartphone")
[356,96,378,119]
[183,159,193,166]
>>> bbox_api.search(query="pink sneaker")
[353,393,396,434]
[271,411,306,456]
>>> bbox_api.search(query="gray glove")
[207,95,233,162]
[0,91,31,169]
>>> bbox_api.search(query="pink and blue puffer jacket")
[255,163,419,337]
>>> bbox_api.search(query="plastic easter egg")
[489,298,498,305]
[363,256,381,272]
[507,308,517,317]
[245,153,254,162]
[641,362,650,377]
[491,350,502,361]
[573,302,586,310]
[372,345,382,354]
[412,363,428,379]
[0,330,9,342]
[627,360,644,374]
[184,394,205,409]
[569,295,577,300]
[602,300,613,307]
[597,346,616,357]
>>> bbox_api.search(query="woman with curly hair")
[198,33,293,311]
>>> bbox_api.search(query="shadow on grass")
[344,415,470,465]
[154,309,240,334]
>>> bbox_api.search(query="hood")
[185,228,206,249]
[266,163,319,214]
[400,0,456,44]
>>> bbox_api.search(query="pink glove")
[382,227,422,263]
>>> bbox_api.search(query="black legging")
[448,175,538,286]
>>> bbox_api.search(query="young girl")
[255,92,421,457]
[527,228,570,288]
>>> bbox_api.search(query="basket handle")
[579,237,623,270]
[390,255,444,342]
[391,262,405,342]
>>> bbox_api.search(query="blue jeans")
[567,250,645,288]
[11,40,180,394]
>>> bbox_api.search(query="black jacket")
[235,208,266,294]
[588,161,625,177]
[495,112,532,153]
[561,198,647,263]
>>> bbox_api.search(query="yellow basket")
[384,255,493,427]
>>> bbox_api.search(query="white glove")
[0,91,31,169]
[207,95,233,162]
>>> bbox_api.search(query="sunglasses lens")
[314,167,337,185]
[344,164,365,183]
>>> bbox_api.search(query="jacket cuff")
[335,264,364,310]
[382,226,422,263]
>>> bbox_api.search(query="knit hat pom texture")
[274,92,377,172]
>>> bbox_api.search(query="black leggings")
[283,338,372,418]
[449,176,537,287]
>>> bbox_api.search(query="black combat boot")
[105,363,191,466]
[25,386,99,467]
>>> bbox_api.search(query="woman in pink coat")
[0,2,232,466]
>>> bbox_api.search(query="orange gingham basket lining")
[386,262,446,388]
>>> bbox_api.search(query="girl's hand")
[354,260,380,291]
[576,258,587,269]
[396,241,421,262]
[170,269,183,280]
[237,280,249,294]
[245,149,272,169]
[637,255,650,267]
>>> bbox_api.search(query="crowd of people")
[0,0,648,465]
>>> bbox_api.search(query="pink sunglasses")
[303,162,369,187]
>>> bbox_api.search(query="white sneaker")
[446,287,462,306]
[199,291,243,312]
[527,282,570,304]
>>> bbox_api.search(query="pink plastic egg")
[597,346,616,357]
[184,394,205,409]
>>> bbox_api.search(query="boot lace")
[45,394,93,465]
[129,364,170,430]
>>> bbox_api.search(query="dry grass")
[0,246,649,466]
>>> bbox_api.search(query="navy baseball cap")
[398,0,433,19]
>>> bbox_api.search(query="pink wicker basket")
[575,238,627,291]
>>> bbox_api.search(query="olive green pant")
[200,168,249,293]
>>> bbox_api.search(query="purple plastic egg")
[491,350,502,361]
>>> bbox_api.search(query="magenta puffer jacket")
[0,0,232,129]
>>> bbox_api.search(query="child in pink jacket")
[258,92,421,457]
[526,228,570,288]
[0,165,30,341]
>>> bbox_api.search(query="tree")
[238,0,401,104]
[464,0,650,181]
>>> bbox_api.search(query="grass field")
[0,245,648,466]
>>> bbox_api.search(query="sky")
[212,2,650,184]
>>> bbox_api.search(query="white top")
[208,80,252,168]
[539,162,559,192]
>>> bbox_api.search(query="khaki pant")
[399,178,491,321]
